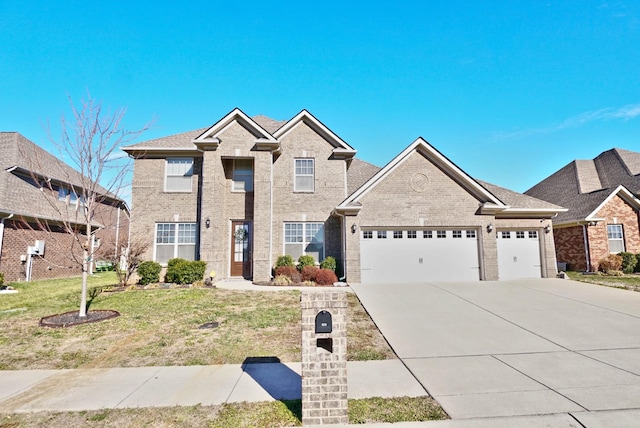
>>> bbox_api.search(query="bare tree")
[25,94,150,317]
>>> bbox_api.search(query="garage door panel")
[361,230,480,284]
[497,231,542,280]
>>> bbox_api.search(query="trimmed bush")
[320,256,337,272]
[618,252,637,274]
[301,266,319,282]
[275,265,301,283]
[315,268,338,286]
[635,254,640,272]
[297,255,316,271]
[275,255,295,268]
[137,261,162,285]
[0,272,4,286]
[597,254,623,274]
[165,258,207,284]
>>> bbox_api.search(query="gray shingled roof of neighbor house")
[477,180,564,210]
[525,148,640,224]
[0,132,123,222]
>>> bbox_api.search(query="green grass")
[0,273,394,369]
[566,271,640,291]
[0,397,447,427]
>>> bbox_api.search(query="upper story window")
[607,224,625,253]
[58,186,85,206]
[232,159,253,192]
[165,158,193,192]
[294,158,314,192]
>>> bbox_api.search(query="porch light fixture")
[544,224,551,234]
[351,223,357,233]
[205,217,210,229]
[487,223,493,233]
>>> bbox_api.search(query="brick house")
[0,132,130,282]
[123,108,564,284]
[526,148,640,272]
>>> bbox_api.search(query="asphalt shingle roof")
[525,148,640,224]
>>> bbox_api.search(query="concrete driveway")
[351,279,640,421]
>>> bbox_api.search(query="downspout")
[0,213,15,270]
[115,206,121,257]
[269,153,274,278]
[582,224,591,272]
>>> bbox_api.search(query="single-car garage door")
[360,229,480,283]
[497,230,542,280]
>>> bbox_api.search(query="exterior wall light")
[487,223,493,233]
[205,217,210,229]
[544,224,552,234]
[351,224,357,233]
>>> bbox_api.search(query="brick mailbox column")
[301,290,348,425]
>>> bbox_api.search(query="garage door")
[360,229,480,283]
[497,230,542,280]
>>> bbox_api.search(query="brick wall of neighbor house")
[345,152,497,282]
[129,156,202,262]
[554,226,588,271]
[270,122,347,279]
[588,194,640,271]
[0,219,83,282]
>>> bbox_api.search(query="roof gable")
[337,137,504,213]
[274,110,356,159]
[192,108,278,150]
[587,185,640,221]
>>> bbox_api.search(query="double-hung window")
[155,223,197,264]
[232,159,253,192]
[294,159,314,192]
[284,222,324,260]
[165,158,193,192]
[607,224,625,253]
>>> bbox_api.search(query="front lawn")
[0,273,394,370]
[566,271,640,291]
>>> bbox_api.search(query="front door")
[230,221,252,278]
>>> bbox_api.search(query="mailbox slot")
[315,310,332,333]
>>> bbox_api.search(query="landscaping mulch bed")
[39,310,120,328]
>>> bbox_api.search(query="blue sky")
[2,1,640,198]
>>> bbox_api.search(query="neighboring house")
[123,108,564,284]
[0,132,130,282]
[526,148,640,272]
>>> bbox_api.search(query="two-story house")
[0,132,130,282]
[123,108,565,284]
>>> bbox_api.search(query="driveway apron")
[351,279,640,420]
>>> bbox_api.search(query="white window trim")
[154,222,198,264]
[294,158,315,192]
[607,224,625,253]
[283,222,324,259]
[165,158,194,193]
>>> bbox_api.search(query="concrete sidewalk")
[0,360,424,413]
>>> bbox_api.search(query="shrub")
[315,268,338,286]
[301,266,319,282]
[275,265,301,283]
[635,254,640,272]
[320,256,337,272]
[0,272,4,286]
[597,254,623,274]
[137,261,162,285]
[618,252,637,274]
[275,255,295,268]
[273,274,292,286]
[165,258,207,284]
[297,255,316,271]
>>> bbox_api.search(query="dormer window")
[294,158,314,192]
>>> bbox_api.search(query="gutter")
[0,213,15,270]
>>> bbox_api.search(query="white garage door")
[497,230,542,280]
[360,229,480,284]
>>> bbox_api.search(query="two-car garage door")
[360,228,543,283]
[360,229,480,283]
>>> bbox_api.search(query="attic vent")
[575,160,602,194]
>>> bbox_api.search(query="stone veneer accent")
[301,290,348,425]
